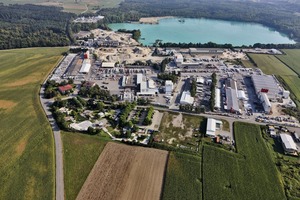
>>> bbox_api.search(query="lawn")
[62,131,109,200]
[162,152,202,200]
[0,47,66,199]
[276,49,300,76]
[157,112,206,149]
[202,122,285,200]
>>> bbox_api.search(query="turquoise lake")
[108,18,296,46]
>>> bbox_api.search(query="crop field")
[62,131,109,200]
[76,142,168,200]
[248,53,300,107]
[157,112,206,148]
[248,53,296,75]
[202,122,285,200]
[276,49,300,76]
[0,47,66,199]
[1,0,123,13]
[162,152,202,200]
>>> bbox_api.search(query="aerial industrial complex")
[47,28,300,154]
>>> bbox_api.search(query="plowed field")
[76,142,168,200]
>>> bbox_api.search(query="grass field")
[62,131,108,200]
[276,49,300,76]
[248,53,300,107]
[0,47,66,199]
[203,122,285,200]
[241,59,255,68]
[162,152,202,200]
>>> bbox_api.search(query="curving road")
[39,58,65,200]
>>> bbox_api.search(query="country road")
[39,57,65,200]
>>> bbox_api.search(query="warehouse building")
[259,92,272,114]
[180,91,194,105]
[251,74,280,101]
[174,53,184,65]
[206,118,223,137]
[225,88,240,113]
[79,59,91,74]
[101,62,115,68]
[165,80,173,95]
[136,74,158,96]
[215,88,221,110]
[280,133,298,155]
[189,48,224,55]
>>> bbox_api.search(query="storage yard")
[76,142,168,200]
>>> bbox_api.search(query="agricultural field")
[261,127,300,199]
[248,53,295,75]
[202,122,285,200]
[0,47,66,199]
[76,142,168,200]
[248,53,300,107]
[156,112,206,149]
[276,49,300,76]
[62,131,109,200]
[0,0,123,13]
[162,152,202,200]
[241,59,255,68]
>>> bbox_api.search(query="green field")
[248,53,296,75]
[276,49,300,76]
[248,53,300,107]
[203,122,285,200]
[0,47,66,199]
[62,131,109,200]
[0,0,123,14]
[162,152,202,200]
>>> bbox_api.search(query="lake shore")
[139,16,174,24]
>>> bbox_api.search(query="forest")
[0,4,75,49]
[100,0,300,42]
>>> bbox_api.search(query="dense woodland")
[0,4,75,49]
[100,0,300,42]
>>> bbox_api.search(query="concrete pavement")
[39,58,65,200]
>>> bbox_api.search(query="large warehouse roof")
[280,133,297,151]
[215,88,221,109]
[80,59,91,73]
[180,91,194,105]
[226,88,239,112]
[251,74,280,99]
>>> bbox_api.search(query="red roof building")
[58,84,73,94]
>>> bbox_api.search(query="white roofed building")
[80,59,91,74]
[165,80,173,95]
[101,62,115,68]
[225,88,240,113]
[180,91,194,105]
[280,133,298,155]
[215,88,221,110]
[174,53,183,65]
[206,118,223,137]
[259,92,272,114]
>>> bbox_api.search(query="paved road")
[39,58,65,200]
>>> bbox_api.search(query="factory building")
[225,88,240,113]
[259,92,272,114]
[174,53,184,65]
[101,62,115,68]
[206,118,223,137]
[189,48,224,55]
[280,133,298,155]
[136,73,158,96]
[79,59,91,74]
[251,74,280,101]
[215,88,221,110]
[165,80,173,95]
[180,91,194,105]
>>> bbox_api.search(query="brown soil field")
[76,142,168,200]
[0,100,17,111]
